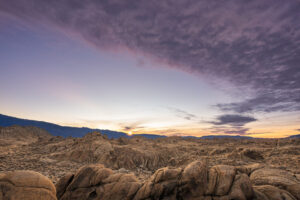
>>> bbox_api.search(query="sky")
[0,0,299,138]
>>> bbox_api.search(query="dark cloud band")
[208,114,257,135]
[1,0,300,114]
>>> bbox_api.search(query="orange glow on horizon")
[128,131,133,136]
[19,117,299,139]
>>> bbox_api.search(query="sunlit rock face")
[0,170,57,200]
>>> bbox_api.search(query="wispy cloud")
[167,107,197,121]
[118,120,147,132]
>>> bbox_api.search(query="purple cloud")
[209,126,251,136]
[210,114,257,126]
[1,0,300,114]
[207,114,257,135]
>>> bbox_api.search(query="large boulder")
[250,168,300,199]
[56,164,140,200]
[180,160,208,197]
[228,173,254,200]
[134,167,182,200]
[55,173,74,199]
[0,170,56,200]
[207,165,236,196]
[253,185,296,200]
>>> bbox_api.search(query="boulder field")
[1,161,299,200]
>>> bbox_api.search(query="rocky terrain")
[0,125,300,199]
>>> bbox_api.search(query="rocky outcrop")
[3,127,300,183]
[0,125,52,145]
[56,164,141,200]
[253,185,296,200]
[51,132,171,171]
[250,168,300,199]
[55,161,300,200]
[0,161,298,200]
[0,170,57,200]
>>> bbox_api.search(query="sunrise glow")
[0,0,299,138]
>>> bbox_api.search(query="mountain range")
[0,113,298,139]
[0,114,165,139]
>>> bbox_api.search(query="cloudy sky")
[0,0,299,138]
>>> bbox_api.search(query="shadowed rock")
[241,149,264,160]
[253,185,296,200]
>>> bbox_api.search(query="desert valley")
[1,0,300,199]
[0,125,300,199]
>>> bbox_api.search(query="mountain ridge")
[1,113,297,139]
[0,114,168,139]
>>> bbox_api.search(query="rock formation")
[0,170,57,200]
[0,125,52,145]
[56,161,300,200]
[0,126,300,199]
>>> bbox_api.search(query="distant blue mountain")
[183,135,253,139]
[200,135,253,139]
[288,134,300,138]
[133,134,166,139]
[0,114,128,139]
[0,113,170,139]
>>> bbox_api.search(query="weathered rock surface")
[250,168,300,199]
[56,161,300,200]
[1,162,298,200]
[0,170,57,200]
[56,164,141,200]
[253,185,296,200]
